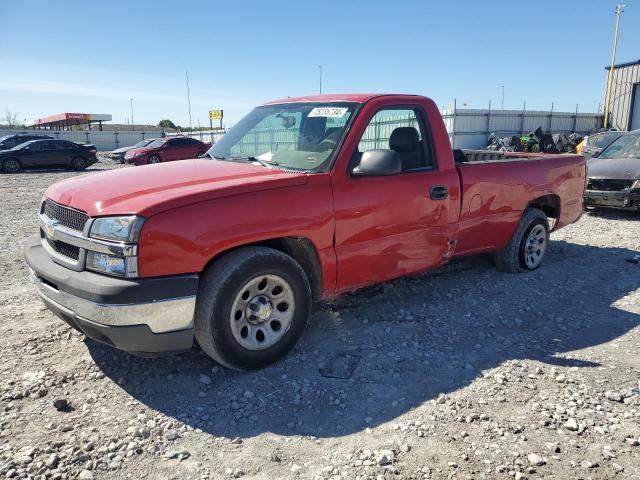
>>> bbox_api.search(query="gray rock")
[78,470,94,480]
[527,453,546,466]
[376,450,394,466]
[564,418,579,431]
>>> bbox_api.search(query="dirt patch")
[1,159,639,479]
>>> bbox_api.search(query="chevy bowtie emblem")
[44,219,59,238]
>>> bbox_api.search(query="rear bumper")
[584,189,640,209]
[24,234,197,356]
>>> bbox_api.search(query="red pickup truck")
[25,94,586,370]
[124,136,211,165]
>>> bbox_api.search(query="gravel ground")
[0,157,639,480]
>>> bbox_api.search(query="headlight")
[86,252,138,277]
[90,216,144,242]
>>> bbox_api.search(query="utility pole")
[500,86,505,111]
[604,4,625,128]
[318,65,323,95]
[130,98,134,131]
[186,70,193,131]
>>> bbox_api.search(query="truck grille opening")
[43,199,88,232]
[45,236,80,260]
[586,179,634,192]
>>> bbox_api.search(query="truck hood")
[46,159,309,217]
[587,157,640,180]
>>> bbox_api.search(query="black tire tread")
[2,158,21,173]
[494,208,548,273]
[194,246,311,370]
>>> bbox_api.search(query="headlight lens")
[86,252,126,276]
[86,252,139,277]
[90,216,144,242]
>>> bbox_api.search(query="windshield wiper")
[230,156,280,167]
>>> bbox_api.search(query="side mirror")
[351,149,401,177]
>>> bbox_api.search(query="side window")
[357,107,434,171]
[25,142,43,151]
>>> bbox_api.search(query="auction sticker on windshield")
[308,107,348,118]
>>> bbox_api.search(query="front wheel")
[148,154,161,164]
[195,246,312,370]
[2,158,21,173]
[196,151,206,158]
[495,208,549,272]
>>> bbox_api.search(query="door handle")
[429,185,448,200]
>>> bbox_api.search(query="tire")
[495,208,549,273]
[2,158,21,174]
[71,157,87,171]
[196,151,206,158]
[148,155,161,164]
[195,246,312,370]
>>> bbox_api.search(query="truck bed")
[452,152,585,257]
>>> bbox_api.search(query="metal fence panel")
[442,108,603,149]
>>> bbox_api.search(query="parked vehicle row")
[0,139,98,173]
[25,93,586,370]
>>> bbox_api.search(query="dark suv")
[0,134,54,150]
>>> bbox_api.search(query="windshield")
[207,102,357,172]
[133,139,153,148]
[598,134,640,159]
[146,138,167,148]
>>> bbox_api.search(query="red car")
[124,137,211,165]
[26,93,585,370]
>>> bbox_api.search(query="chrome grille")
[43,199,88,232]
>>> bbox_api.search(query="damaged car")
[585,130,640,211]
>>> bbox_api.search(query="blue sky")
[1,0,638,127]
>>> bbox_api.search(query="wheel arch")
[527,194,559,227]
[201,237,323,302]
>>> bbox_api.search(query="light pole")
[501,86,505,111]
[604,4,625,128]
[130,98,134,131]
[318,65,323,95]
[186,70,193,132]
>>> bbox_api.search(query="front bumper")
[24,234,197,356]
[125,156,147,166]
[584,189,640,209]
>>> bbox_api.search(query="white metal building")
[605,59,640,131]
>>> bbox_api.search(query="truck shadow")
[88,240,640,439]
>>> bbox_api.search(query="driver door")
[331,104,455,293]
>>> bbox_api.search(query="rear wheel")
[195,246,312,370]
[495,208,549,272]
[148,155,161,164]
[71,157,87,171]
[2,158,21,173]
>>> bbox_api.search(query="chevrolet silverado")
[25,94,586,370]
